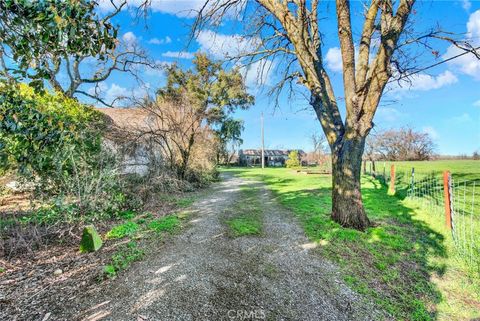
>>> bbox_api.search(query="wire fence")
[363,161,480,273]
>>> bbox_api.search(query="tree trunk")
[331,137,371,230]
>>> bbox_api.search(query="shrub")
[0,83,133,218]
[285,150,301,168]
[0,83,104,181]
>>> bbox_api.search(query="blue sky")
[89,0,480,155]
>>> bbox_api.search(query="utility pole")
[261,112,265,169]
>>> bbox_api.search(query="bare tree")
[368,127,435,161]
[473,151,480,160]
[311,131,327,153]
[307,131,328,166]
[139,95,216,180]
[191,0,478,230]
[364,131,381,173]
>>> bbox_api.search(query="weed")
[148,215,180,233]
[175,197,195,208]
[105,221,139,239]
[177,210,190,219]
[117,210,136,220]
[103,265,116,278]
[227,217,261,236]
[103,241,144,278]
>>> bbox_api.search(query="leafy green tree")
[285,150,301,168]
[0,0,153,105]
[153,53,253,178]
[216,118,244,164]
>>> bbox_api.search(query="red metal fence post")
[443,171,452,229]
[388,165,395,195]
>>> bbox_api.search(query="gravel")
[58,173,381,321]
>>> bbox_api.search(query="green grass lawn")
[365,160,480,211]
[223,163,480,321]
[386,160,480,181]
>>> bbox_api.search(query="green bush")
[0,83,104,180]
[0,83,134,219]
[285,150,301,168]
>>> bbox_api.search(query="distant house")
[96,108,162,176]
[238,149,305,167]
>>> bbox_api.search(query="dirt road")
[64,173,379,321]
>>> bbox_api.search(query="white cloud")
[122,31,137,44]
[148,36,172,45]
[423,126,439,140]
[389,70,458,92]
[122,31,138,49]
[195,29,274,89]
[325,47,343,72]
[462,0,472,11]
[452,112,473,123]
[444,10,480,80]
[87,83,127,106]
[196,30,259,59]
[87,82,152,106]
[96,0,121,12]
[473,99,480,107]
[105,83,127,103]
[161,51,195,59]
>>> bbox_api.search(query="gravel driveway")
[63,173,379,321]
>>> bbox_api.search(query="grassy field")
[223,160,480,321]
[368,160,480,277]
[385,160,480,180]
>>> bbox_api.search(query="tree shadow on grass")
[255,174,447,320]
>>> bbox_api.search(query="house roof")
[240,149,305,156]
[95,108,152,132]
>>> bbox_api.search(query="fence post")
[410,167,415,197]
[388,165,395,195]
[363,160,366,175]
[443,171,453,229]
